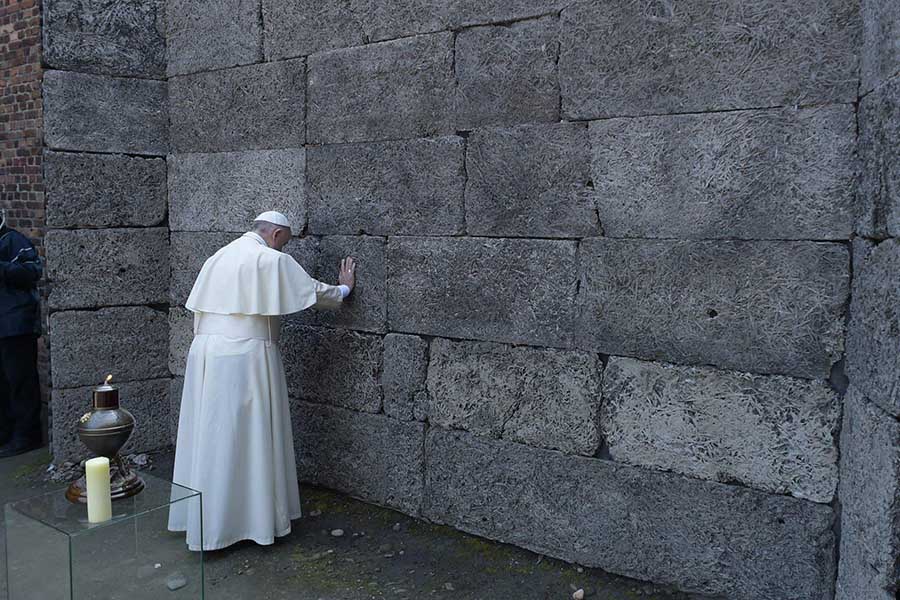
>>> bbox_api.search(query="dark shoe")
[0,440,42,459]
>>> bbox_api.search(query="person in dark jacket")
[0,217,43,458]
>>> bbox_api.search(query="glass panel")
[4,504,71,600]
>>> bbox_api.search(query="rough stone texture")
[861,0,900,94]
[46,228,169,310]
[169,59,305,153]
[43,70,167,155]
[51,379,171,463]
[455,18,559,129]
[169,307,193,377]
[44,151,167,229]
[43,0,166,78]
[559,0,860,120]
[382,334,427,422]
[466,123,595,238]
[170,376,184,445]
[263,0,365,60]
[424,429,836,600]
[50,307,169,389]
[293,401,425,515]
[602,357,840,503]
[169,232,236,305]
[578,239,849,378]
[847,238,900,418]
[281,323,382,413]
[308,136,465,236]
[444,0,563,28]
[166,0,261,76]
[349,0,445,41]
[168,149,306,233]
[591,106,857,240]
[308,33,454,144]
[857,77,900,239]
[427,339,601,456]
[389,238,577,347]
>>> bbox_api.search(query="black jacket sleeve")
[0,234,42,289]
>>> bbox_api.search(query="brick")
[559,0,860,120]
[44,151,166,229]
[578,239,849,378]
[382,333,427,422]
[169,231,236,305]
[466,122,595,238]
[308,136,465,236]
[168,149,306,233]
[263,0,365,60]
[43,70,167,155]
[169,307,193,377]
[857,77,900,239]
[427,338,601,455]
[388,237,577,347]
[50,307,169,389]
[46,228,169,310]
[169,60,305,153]
[308,33,454,144]
[166,0,261,76]
[861,0,900,94]
[591,106,857,240]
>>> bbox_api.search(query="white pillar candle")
[85,457,112,523]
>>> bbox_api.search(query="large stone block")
[50,307,169,389]
[170,376,184,445]
[427,339,601,455]
[46,228,169,310]
[577,239,849,378]
[51,379,171,463]
[293,401,425,515]
[455,17,559,129]
[168,149,306,233]
[591,106,857,240]
[263,0,365,60]
[166,0,261,76]
[388,237,578,347]
[602,357,840,503]
[169,60,305,153]
[44,151,167,229]
[382,333,428,422]
[169,307,193,377]
[861,0,900,94]
[444,0,563,28]
[43,0,166,78]
[43,70,167,155]
[308,33,454,144]
[847,238,900,417]
[169,232,236,305]
[424,429,836,600]
[559,0,860,120]
[466,123,595,238]
[836,387,900,600]
[281,323,382,413]
[857,77,900,239]
[308,136,465,236]
[348,0,445,42]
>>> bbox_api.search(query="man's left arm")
[0,236,42,289]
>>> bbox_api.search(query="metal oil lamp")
[66,375,145,503]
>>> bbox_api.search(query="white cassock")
[168,232,344,551]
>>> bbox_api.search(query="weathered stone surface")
[591,106,857,240]
[857,77,900,239]
[169,149,306,233]
[281,323,382,413]
[169,232,236,305]
[602,357,840,503]
[559,0,860,120]
[836,386,900,600]
[308,33,454,144]
[50,307,169,389]
[170,376,184,445]
[424,429,835,600]
[46,228,169,310]
[466,123,595,238]
[383,334,428,422]
[427,339,601,455]
[169,60,305,153]
[51,379,171,463]
[263,0,365,60]
[388,237,577,347]
[847,238,900,417]
[861,0,900,94]
[43,70,167,155]
[45,151,167,229]
[445,0,563,28]
[166,0,261,76]
[348,0,445,41]
[455,18,559,129]
[578,239,849,378]
[169,307,193,377]
[293,401,425,515]
[43,0,166,78]
[308,136,465,236]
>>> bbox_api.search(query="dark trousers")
[0,335,42,446]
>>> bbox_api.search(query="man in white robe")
[168,211,355,551]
